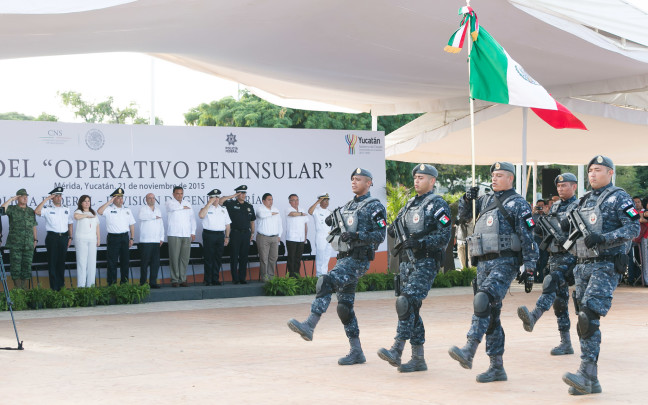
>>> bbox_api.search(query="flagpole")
[466,2,476,224]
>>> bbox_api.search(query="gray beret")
[412,163,438,178]
[587,155,614,171]
[351,167,373,180]
[555,173,577,185]
[490,161,515,175]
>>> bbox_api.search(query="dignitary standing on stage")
[222,186,256,284]
[308,193,334,277]
[138,193,165,288]
[98,188,136,286]
[199,189,231,286]
[166,186,196,287]
[255,193,282,282]
[1,189,38,289]
[285,194,308,278]
[35,186,73,291]
[73,195,100,288]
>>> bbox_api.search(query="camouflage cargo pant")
[9,243,34,280]
[535,255,575,332]
[310,256,369,339]
[467,256,518,357]
[573,261,618,363]
[395,257,438,345]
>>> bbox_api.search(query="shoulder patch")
[434,208,451,227]
[621,201,640,220]
[522,211,535,228]
[371,209,387,228]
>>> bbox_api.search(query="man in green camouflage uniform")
[1,189,38,289]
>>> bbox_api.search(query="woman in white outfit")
[74,195,100,287]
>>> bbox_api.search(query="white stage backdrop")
[0,120,386,251]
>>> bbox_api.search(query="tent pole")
[578,164,585,197]
[149,57,156,126]
[371,113,378,131]
[532,162,538,205]
[467,8,476,224]
[521,107,528,200]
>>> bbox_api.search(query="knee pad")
[473,291,492,318]
[553,297,568,316]
[315,275,334,298]
[486,306,501,335]
[337,301,353,325]
[542,274,558,294]
[396,295,411,321]
[577,307,600,339]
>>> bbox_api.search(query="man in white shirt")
[285,194,308,278]
[97,188,136,286]
[307,193,334,277]
[255,193,282,282]
[35,186,73,291]
[165,186,196,287]
[199,189,231,286]
[138,193,165,288]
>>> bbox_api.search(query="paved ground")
[1,284,646,404]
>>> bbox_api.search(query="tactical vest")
[467,193,521,257]
[400,193,442,238]
[332,197,379,253]
[570,186,625,258]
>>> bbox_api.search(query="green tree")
[0,111,58,121]
[59,91,162,125]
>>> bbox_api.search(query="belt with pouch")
[577,255,614,264]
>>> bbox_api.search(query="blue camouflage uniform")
[394,191,452,345]
[535,195,578,331]
[571,183,639,363]
[310,192,386,338]
[459,188,538,357]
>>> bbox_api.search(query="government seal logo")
[85,129,105,150]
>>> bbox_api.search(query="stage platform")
[144,281,265,302]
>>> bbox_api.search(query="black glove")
[387,225,395,238]
[402,238,424,250]
[464,186,479,201]
[584,233,605,249]
[559,217,570,232]
[340,232,358,242]
[325,214,333,227]
[518,268,534,294]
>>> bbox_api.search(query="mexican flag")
[445,7,586,130]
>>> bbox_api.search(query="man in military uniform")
[35,186,73,291]
[287,168,386,365]
[1,189,38,289]
[517,173,578,355]
[448,162,538,382]
[378,164,451,372]
[98,188,136,286]
[221,186,255,284]
[307,193,334,277]
[199,189,231,286]
[562,156,639,395]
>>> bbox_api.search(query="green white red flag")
[445,7,587,130]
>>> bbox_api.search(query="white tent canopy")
[1,0,648,116]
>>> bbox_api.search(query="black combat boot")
[287,313,320,341]
[398,344,427,373]
[338,337,366,365]
[377,339,405,367]
[517,305,542,332]
[448,338,479,369]
[476,355,508,383]
[550,331,574,355]
[563,361,602,395]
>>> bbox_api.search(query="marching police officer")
[35,186,73,291]
[288,168,386,365]
[221,186,255,284]
[98,188,136,285]
[378,164,451,372]
[1,189,38,289]
[517,173,578,355]
[199,189,231,286]
[562,156,639,395]
[448,162,538,383]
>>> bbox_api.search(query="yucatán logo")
[345,134,358,155]
[225,132,238,153]
[85,129,105,150]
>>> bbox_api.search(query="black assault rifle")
[390,218,416,264]
[326,207,346,244]
[537,215,562,251]
[562,211,600,256]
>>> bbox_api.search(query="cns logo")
[225,132,238,153]
[85,129,105,150]
[345,134,358,155]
